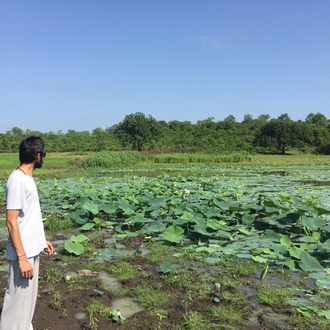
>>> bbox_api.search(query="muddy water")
[98,271,122,289]
[110,297,144,318]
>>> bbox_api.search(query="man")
[0,136,53,330]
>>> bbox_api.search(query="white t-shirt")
[6,170,47,260]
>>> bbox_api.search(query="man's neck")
[17,163,35,177]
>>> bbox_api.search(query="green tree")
[254,119,295,154]
[115,112,164,151]
[305,112,328,127]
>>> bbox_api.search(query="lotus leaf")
[242,213,255,225]
[80,223,94,231]
[299,251,323,272]
[64,241,84,256]
[316,277,330,289]
[71,234,89,243]
[301,216,326,231]
[162,225,184,243]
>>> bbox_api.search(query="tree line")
[1,112,330,154]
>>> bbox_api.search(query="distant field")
[0,151,330,180]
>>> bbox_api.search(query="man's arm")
[6,209,34,279]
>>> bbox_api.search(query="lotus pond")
[0,164,330,329]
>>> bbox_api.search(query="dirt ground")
[0,235,327,330]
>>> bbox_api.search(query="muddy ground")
[0,234,329,330]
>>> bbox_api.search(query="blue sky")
[1,0,329,133]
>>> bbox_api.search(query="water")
[98,271,122,289]
[110,297,144,317]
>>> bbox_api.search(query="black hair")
[19,136,45,164]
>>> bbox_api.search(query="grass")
[107,262,147,281]
[125,286,175,308]
[209,304,251,325]
[1,151,330,180]
[86,300,114,330]
[256,283,294,307]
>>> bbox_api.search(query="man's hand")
[18,256,34,279]
[44,241,54,255]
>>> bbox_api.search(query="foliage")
[82,151,140,168]
[114,112,164,151]
[1,111,329,154]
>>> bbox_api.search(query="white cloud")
[197,35,221,49]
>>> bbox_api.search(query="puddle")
[110,297,144,317]
[52,239,65,247]
[0,264,9,272]
[99,271,122,288]
[73,312,87,320]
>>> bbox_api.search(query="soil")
[0,235,326,330]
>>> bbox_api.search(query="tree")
[115,112,164,151]
[305,112,328,127]
[224,115,236,122]
[254,119,296,154]
[277,113,291,121]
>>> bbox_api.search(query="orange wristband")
[17,253,26,259]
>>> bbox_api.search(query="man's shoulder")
[7,170,31,187]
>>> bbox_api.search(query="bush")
[82,151,140,168]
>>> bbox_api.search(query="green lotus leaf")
[102,203,119,214]
[316,277,330,290]
[64,240,84,256]
[82,201,99,215]
[163,225,184,243]
[242,213,255,225]
[145,223,167,233]
[72,209,89,225]
[272,244,289,253]
[160,261,176,274]
[262,230,281,241]
[289,246,304,259]
[80,223,94,231]
[299,251,323,272]
[71,234,89,243]
[280,235,292,248]
[252,256,268,263]
[207,219,223,230]
[181,211,194,221]
[238,227,250,236]
[318,310,330,320]
[301,216,326,231]
[195,223,213,236]
[206,208,221,218]
[279,212,299,224]
[95,249,118,260]
[318,240,330,253]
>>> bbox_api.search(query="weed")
[50,290,63,310]
[149,309,168,330]
[256,283,294,307]
[217,289,246,304]
[86,300,125,329]
[209,304,251,324]
[221,258,258,277]
[216,277,241,289]
[44,214,75,231]
[40,267,64,289]
[183,311,209,330]
[107,261,147,281]
[161,269,192,288]
[145,244,172,264]
[288,310,330,330]
[125,286,175,308]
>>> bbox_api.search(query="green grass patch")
[107,261,147,281]
[125,286,175,308]
[256,283,294,307]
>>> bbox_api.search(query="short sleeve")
[6,181,26,210]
